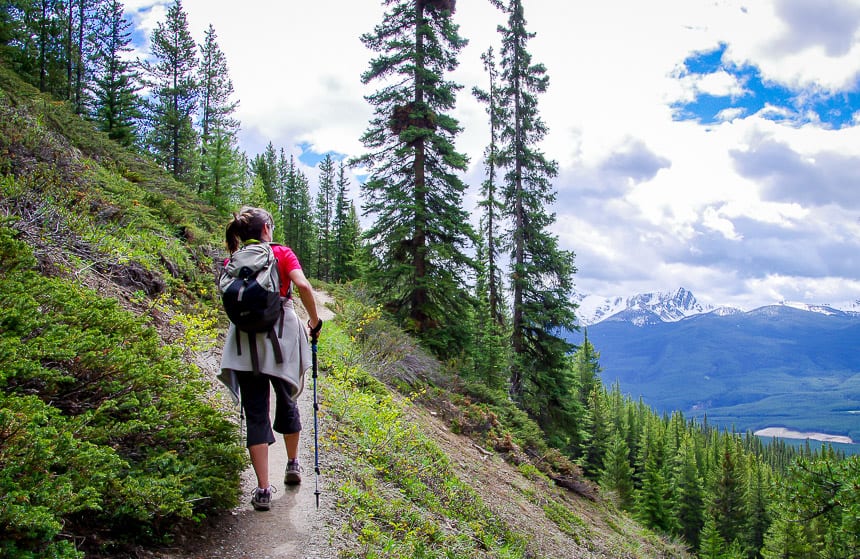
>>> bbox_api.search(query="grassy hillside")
[0,61,245,558]
[0,62,688,558]
[300,286,691,558]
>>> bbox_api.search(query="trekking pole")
[312,337,321,508]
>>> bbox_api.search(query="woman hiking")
[217,206,323,511]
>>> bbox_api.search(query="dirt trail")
[161,291,341,559]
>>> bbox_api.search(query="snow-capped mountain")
[778,301,858,316]
[574,288,858,327]
[574,287,717,326]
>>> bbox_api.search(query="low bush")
[0,225,245,557]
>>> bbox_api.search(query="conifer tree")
[354,0,476,353]
[89,0,139,147]
[572,333,604,468]
[606,381,630,442]
[574,330,601,406]
[600,430,634,509]
[250,142,278,204]
[197,24,236,147]
[277,153,315,267]
[634,418,675,533]
[744,458,771,555]
[492,0,577,404]
[64,0,95,114]
[0,3,17,50]
[143,0,198,184]
[472,45,505,326]
[698,512,727,559]
[331,161,361,282]
[672,433,705,549]
[761,499,813,559]
[709,438,747,549]
[580,385,609,478]
[201,128,244,214]
[469,237,509,392]
[197,23,241,207]
[315,154,336,281]
[13,0,68,97]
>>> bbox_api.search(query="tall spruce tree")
[673,433,705,549]
[698,512,728,559]
[12,0,68,97]
[197,23,241,208]
[473,45,506,326]
[493,0,577,405]
[89,0,139,147]
[634,418,675,533]
[354,0,476,353]
[709,438,748,549]
[571,335,601,462]
[197,24,236,148]
[143,0,198,184]
[600,430,634,509]
[250,142,278,204]
[744,458,771,555]
[469,237,509,391]
[580,386,609,478]
[277,153,315,268]
[332,161,361,282]
[315,154,336,281]
[64,0,95,114]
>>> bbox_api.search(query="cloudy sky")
[126,0,860,311]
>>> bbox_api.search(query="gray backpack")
[219,243,283,372]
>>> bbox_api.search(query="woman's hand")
[308,318,323,341]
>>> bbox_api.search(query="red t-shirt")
[271,244,301,297]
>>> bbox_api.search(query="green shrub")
[0,226,245,556]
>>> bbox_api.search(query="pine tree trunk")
[411,0,429,332]
[75,0,84,112]
[510,39,525,400]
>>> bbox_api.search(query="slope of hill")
[0,63,688,558]
[568,302,860,442]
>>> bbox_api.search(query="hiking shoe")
[251,486,273,511]
[285,459,302,485]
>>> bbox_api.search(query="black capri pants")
[236,371,302,447]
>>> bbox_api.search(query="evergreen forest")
[1,1,859,558]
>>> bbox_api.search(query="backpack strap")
[267,328,283,365]
[248,332,261,374]
[239,328,284,374]
[277,301,285,337]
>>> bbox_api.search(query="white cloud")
[716,107,746,122]
[678,70,749,100]
[127,0,860,309]
[702,206,742,240]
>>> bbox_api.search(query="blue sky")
[127,0,860,311]
[673,43,860,128]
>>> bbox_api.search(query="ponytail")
[225,212,242,254]
[225,206,274,254]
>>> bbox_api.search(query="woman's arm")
[289,268,321,336]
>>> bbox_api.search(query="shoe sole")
[251,495,271,511]
[285,472,302,485]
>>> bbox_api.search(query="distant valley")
[567,288,860,444]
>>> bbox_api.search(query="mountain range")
[568,288,860,443]
[573,287,860,327]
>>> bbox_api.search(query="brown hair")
[225,206,274,253]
